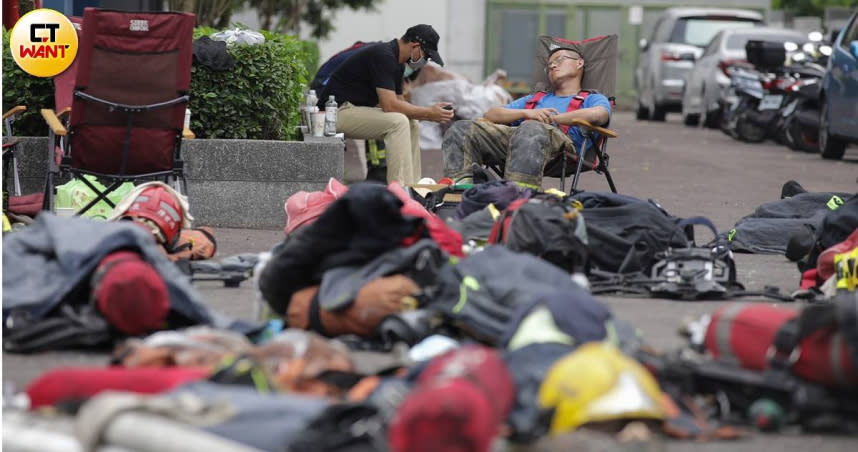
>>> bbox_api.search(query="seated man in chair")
[441,46,611,189]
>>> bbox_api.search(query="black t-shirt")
[319,39,403,108]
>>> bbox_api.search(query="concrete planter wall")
[6,137,344,229]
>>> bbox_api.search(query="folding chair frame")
[40,8,194,216]
[485,113,619,195]
[3,106,27,203]
[41,95,190,215]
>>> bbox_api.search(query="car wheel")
[682,111,700,126]
[701,107,721,129]
[636,98,649,120]
[818,99,846,160]
[649,82,666,121]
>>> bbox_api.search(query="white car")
[635,8,762,121]
[681,27,807,128]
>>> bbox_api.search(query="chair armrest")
[182,127,195,140]
[57,107,72,120]
[3,105,27,120]
[570,118,617,138]
[40,109,68,136]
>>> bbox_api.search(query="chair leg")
[603,167,618,193]
[11,152,22,197]
[43,173,55,212]
[76,177,121,216]
[570,150,588,195]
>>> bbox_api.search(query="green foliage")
[190,28,310,140]
[297,39,320,82]
[2,30,56,137]
[2,28,313,140]
[772,0,858,17]
[246,0,380,38]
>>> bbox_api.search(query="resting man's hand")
[522,108,559,124]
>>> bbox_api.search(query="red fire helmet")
[122,185,184,246]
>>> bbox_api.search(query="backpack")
[570,192,690,274]
[310,42,375,91]
[488,195,589,274]
[806,194,858,271]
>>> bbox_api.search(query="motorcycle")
[777,42,830,153]
[721,66,787,143]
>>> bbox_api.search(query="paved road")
[4,112,857,450]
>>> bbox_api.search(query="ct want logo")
[9,9,78,77]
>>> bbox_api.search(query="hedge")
[2,28,315,141]
[2,30,55,137]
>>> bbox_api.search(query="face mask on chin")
[407,45,427,71]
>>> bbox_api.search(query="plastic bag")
[210,28,266,46]
[54,175,135,219]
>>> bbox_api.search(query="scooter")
[779,47,828,153]
[721,66,769,142]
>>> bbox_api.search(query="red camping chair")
[488,34,620,194]
[41,8,195,215]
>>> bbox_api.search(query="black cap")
[405,24,444,66]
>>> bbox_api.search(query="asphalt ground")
[3,112,858,450]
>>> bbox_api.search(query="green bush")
[2,28,313,141]
[2,30,56,137]
[298,39,320,82]
[190,28,310,140]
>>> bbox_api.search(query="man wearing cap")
[320,24,454,185]
[441,47,611,189]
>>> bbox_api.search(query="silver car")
[681,27,807,128]
[635,8,763,121]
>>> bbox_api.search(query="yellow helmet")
[538,342,665,434]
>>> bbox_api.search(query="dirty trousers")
[336,103,421,184]
[441,119,576,187]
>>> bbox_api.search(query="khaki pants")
[336,103,421,185]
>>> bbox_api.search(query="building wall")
[306,0,486,83]
[231,0,486,82]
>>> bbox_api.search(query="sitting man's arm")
[377,88,454,124]
[554,105,610,127]
[483,105,559,125]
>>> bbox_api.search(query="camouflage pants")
[441,119,576,187]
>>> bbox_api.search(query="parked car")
[681,28,807,128]
[635,8,763,121]
[819,8,858,160]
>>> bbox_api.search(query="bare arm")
[377,88,454,123]
[554,106,610,127]
[484,106,559,124]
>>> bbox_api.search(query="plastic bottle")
[324,95,338,136]
[304,89,318,131]
[306,89,318,110]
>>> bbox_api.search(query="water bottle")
[324,95,338,136]
[306,89,318,110]
[304,89,318,131]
